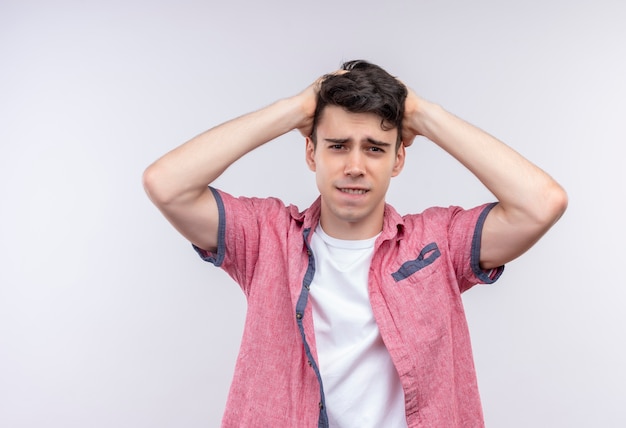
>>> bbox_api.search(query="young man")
[143,60,567,427]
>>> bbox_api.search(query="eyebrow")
[324,137,392,147]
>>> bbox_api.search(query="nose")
[344,150,365,177]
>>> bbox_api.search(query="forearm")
[144,96,306,206]
[408,100,567,224]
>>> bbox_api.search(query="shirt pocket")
[391,242,441,282]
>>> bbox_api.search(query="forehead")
[317,105,398,140]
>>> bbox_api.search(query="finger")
[317,69,349,88]
[402,135,416,147]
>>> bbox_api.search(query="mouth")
[338,188,369,195]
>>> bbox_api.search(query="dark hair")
[310,60,407,149]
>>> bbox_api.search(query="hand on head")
[297,62,423,151]
[296,70,348,138]
[401,87,424,148]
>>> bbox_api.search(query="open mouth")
[338,188,368,195]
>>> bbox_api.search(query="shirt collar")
[291,197,405,242]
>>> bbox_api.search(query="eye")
[329,144,345,150]
[367,146,385,153]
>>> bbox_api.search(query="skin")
[143,71,567,270]
[305,105,405,240]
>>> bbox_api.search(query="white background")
[1,0,625,426]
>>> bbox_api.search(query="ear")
[305,137,316,172]
[391,144,406,177]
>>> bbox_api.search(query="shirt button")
[296,312,303,319]
[319,402,324,409]
[308,360,313,367]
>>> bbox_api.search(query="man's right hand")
[295,70,349,138]
[294,77,323,138]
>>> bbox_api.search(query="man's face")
[306,105,405,239]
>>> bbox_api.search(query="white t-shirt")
[310,225,407,428]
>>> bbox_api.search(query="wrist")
[407,99,444,140]
[267,97,310,135]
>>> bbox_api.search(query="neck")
[318,203,385,240]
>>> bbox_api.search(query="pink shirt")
[194,188,503,427]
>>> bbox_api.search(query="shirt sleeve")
[447,202,504,293]
[192,187,291,295]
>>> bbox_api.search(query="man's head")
[305,60,408,239]
[310,60,408,150]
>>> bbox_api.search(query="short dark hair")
[310,60,407,149]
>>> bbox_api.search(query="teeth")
[340,188,367,194]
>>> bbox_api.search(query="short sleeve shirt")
[194,187,503,427]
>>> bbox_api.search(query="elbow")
[142,161,204,209]
[506,182,569,232]
[142,162,172,207]
[543,183,569,227]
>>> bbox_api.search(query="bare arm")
[142,83,318,252]
[402,90,568,270]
